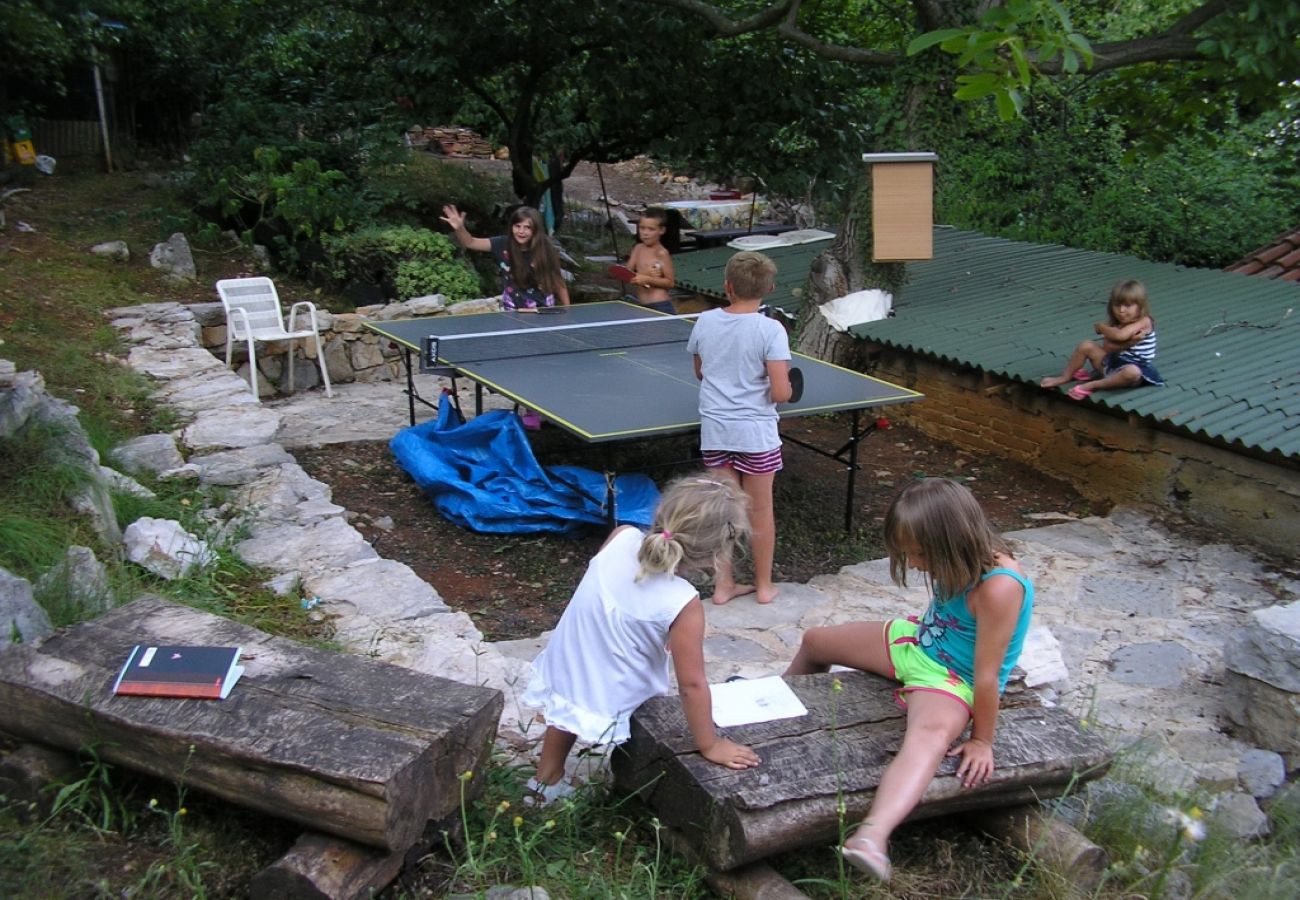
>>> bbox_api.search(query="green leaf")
[906,29,965,56]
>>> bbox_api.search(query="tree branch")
[644,0,795,37]
[648,0,1238,71]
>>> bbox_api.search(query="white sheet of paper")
[710,676,808,727]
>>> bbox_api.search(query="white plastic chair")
[216,277,332,401]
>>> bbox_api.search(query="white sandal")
[841,833,892,883]
[524,776,575,807]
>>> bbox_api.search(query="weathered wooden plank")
[611,671,1111,871]
[0,595,502,851]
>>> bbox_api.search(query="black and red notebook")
[112,645,245,699]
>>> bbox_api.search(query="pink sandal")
[1067,383,1095,401]
[1072,367,1094,382]
[841,834,892,882]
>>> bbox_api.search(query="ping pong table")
[364,301,922,530]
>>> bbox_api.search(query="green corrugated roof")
[673,227,1300,459]
[674,240,822,313]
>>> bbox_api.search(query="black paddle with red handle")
[787,367,804,404]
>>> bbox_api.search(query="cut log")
[612,671,1112,871]
[249,814,454,900]
[0,742,82,821]
[0,595,502,851]
[968,804,1108,893]
[660,822,810,900]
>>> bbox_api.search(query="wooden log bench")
[611,671,1112,874]
[0,595,502,855]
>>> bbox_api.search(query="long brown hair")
[505,206,563,295]
[884,478,1011,599]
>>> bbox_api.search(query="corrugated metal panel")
[674,226,1300,458]
[30,120,103,158]
[853,227,1300,459]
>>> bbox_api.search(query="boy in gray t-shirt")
[686,251,793,605]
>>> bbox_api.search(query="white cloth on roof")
[819,289,893,332]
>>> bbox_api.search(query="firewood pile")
[406,125,497,158]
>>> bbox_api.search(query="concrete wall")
[872,349,1300,558]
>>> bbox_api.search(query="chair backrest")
[216,277,287,339]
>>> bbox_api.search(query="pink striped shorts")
[701,447,783,475]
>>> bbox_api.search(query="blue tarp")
[390,392,659,534]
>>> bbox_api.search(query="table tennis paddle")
[608,263,636,283]
[787,367,804,404]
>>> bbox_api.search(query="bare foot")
[756,585,779,604]
[1039,375,1068,388]
[712,583,756,605]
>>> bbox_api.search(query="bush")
[322,225,483,302]
[368,153,511,229]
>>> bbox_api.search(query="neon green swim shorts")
[885,618,974,713]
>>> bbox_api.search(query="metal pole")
[93,63,114,173]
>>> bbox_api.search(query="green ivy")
[323,225,483,302]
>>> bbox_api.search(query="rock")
[1209,790,1270,839]
[1237,748,1285,800]
[148,232,197,281]
[98,464,155,498]
[252,244,271,269]
[190,443,295,486]
[34,546,114,617]
[1222,670,1300,768]
[123,517,215,580]
[180,404,283,451]
[1224,601,1300,692]
[448,296,504,315]
[90,240,130,261]
[1015,624,1070,689]
[406,294,447,315]
[0,568,54,646]
[110,433,185,475]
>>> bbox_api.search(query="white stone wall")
[190,295,503,395]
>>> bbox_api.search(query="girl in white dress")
[521,474,763,805]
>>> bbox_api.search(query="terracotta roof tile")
[1227,229,1300,282]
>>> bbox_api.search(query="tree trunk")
[795,176,906,369]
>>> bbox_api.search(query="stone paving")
[106,302,1298,826]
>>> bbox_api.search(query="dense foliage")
[3,0,1296,273]
[322,225,482,302]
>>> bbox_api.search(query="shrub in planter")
[323,225,483,302]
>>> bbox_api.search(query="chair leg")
[287,338,296,396]
[225,334,234,369]
[313,332,333,398]
[246,338,259,401]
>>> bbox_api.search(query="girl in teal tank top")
[785,478,1033,883]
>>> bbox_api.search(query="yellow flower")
[178,807,187,816]
[545,820,556,830]
[831,678,843,693]
[497,800,510,813]
[148,798,158,809]
[459,770,474,782]
[486,831,497,842]
[513,816,524,828]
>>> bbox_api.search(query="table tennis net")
[431,316,697,364]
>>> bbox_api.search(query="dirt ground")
[295,420,1096,641]
[295,155,1096,641]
